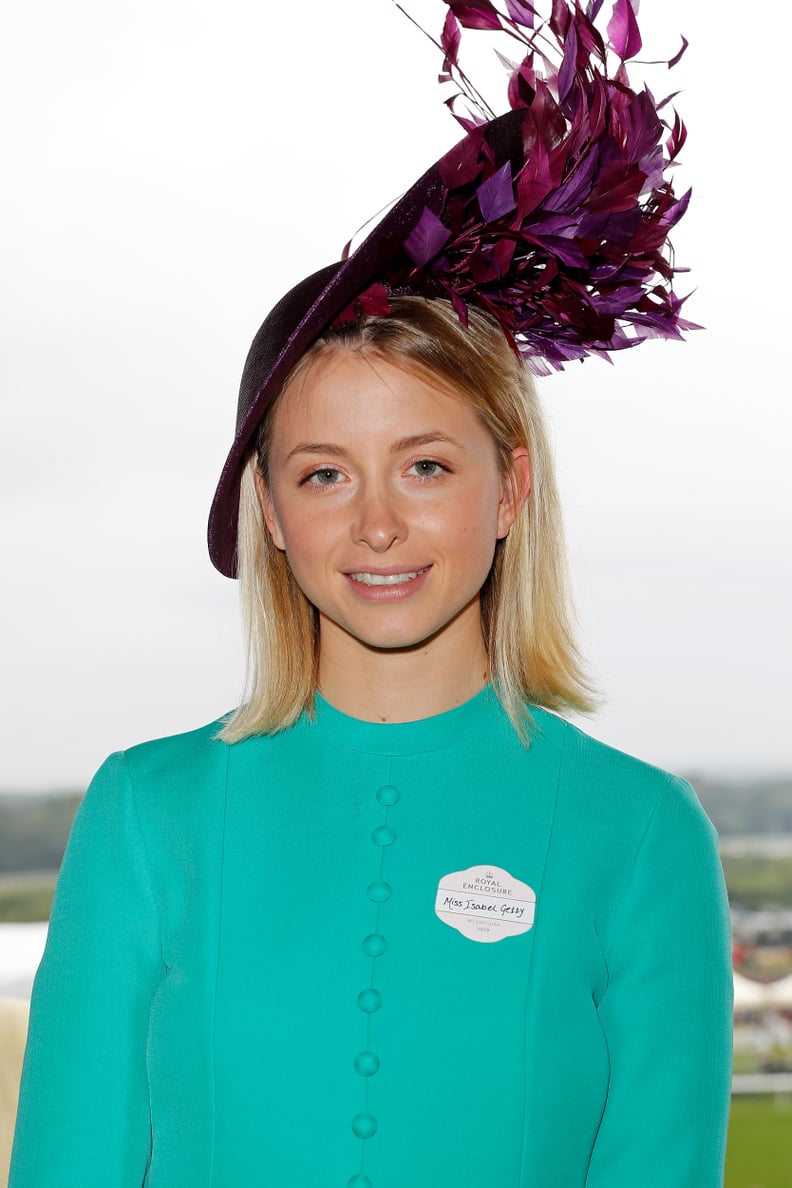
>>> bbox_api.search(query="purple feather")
[527,212,576,235]
[557,18,578,101]
[445,283,471,325]
[508,58,537,108]
[573,9,607,63]
[619,89,662,161]
[666,110,687,160]
[505,0,536,26]
[437,123,487,185]
[445,1,503,31]
[477,161,516,220]
[662,187,692,227]
[336,283,391,323]
[550,0,571,39]
[441,10,461,69]
[538,235,589,268]
[668,36,689,69]
[607,0,642,60]
[493,235,518,275]
[405,207,453,267]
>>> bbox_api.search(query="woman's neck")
[316,604,490,724]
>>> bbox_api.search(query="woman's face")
[258,350,527,659]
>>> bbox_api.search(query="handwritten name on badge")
[434,864,536,943]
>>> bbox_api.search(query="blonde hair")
[220,297,594,744]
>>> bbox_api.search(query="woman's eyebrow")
[392,432,468,453]
[285,442,348,461]
[285,432,468,462]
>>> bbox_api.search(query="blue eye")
[303,468,342,486]
[409,459,446,479]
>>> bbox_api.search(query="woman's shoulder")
[84,715,233,820]
[528,705,713,843]
[75,718,236,873]
[532,705,685,779]
[122,714,230,769]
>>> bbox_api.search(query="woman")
[10,2,733,1185]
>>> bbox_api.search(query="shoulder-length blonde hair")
[220,296,594,744]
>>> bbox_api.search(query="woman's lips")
[344,565,431,601]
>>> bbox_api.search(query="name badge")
[435,864,536,943]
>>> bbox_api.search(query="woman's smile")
[344,564,432,600]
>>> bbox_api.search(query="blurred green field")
[0,875,56,922]
[726,1095,792,1187]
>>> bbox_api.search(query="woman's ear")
[497,447,531,539]
[254,467,286,551]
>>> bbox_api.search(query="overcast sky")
[2,0,790,790]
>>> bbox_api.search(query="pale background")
[2,0,790,789]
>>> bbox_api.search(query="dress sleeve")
[9,752,164,1188]
[585,776,733,1187]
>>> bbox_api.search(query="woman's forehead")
[271,349,482,437]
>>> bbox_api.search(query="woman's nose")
[352,483,407,552]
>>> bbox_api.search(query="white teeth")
[349,569,426,586]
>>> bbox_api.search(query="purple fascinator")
[209,0,694,578]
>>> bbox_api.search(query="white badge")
[434,864,536,943]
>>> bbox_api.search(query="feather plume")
[379,0,695,370]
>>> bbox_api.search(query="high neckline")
[309,682,502,756]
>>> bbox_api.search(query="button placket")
[347,771,401,1188]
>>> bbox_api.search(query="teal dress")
[10,688,733,1186]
